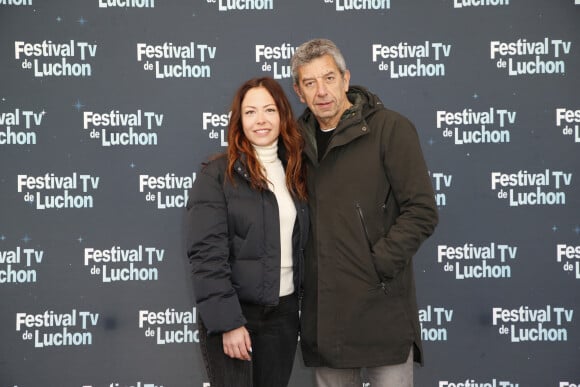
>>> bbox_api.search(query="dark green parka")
[298,86,438,368]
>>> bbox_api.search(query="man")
[290,38,438,387]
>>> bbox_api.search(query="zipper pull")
[379,281,388,294]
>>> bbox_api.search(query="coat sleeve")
[371,112,439,281]
[186,162,246,334]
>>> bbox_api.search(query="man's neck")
[318,119,339,131]
[317,100,352,130]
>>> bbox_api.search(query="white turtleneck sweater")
[253,142,296,297]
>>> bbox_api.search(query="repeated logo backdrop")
[1,1,579,386]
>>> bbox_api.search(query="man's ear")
[293,83,305,103]
[343,69,351,92]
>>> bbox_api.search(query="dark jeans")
[198,293,299,387]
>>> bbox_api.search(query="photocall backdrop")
[1,1,579,386]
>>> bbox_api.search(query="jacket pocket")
[354,201,389,294]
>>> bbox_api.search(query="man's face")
[294,54,351,130]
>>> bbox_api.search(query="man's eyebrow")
[301,70,336,82]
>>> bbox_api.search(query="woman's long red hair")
[226,77,307,201]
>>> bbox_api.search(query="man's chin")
[312,109,334,118]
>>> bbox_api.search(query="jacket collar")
[232,139,289,182]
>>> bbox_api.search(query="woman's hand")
[222,326,252,361]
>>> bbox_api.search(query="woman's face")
[241,86,281,147]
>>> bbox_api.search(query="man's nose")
[316,80,328,96]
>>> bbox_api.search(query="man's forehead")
[298,55,340,79]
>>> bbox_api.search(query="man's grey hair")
[290,38,348,85]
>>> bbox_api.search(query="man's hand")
[222,326,252,361]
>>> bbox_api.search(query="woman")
[186,77,308,387]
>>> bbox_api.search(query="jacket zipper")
[355,202,373,250]
[355,202,388,294]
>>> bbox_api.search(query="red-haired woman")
[186,77,308,387]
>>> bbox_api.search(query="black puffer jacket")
[297,86,438,368]
[186,151,309,334]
